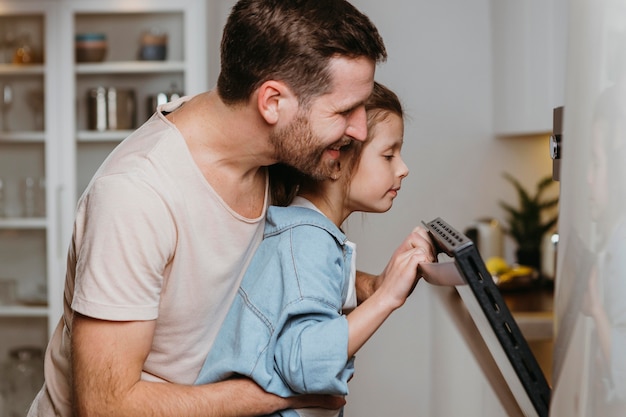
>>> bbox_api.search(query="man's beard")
[269,112,342,180]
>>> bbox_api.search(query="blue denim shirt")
[195,204,355,412]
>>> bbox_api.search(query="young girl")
[195,82,422,416]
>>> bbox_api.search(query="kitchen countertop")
[502,287,554,313]
[502,287,554,342]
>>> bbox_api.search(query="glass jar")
[12,34,40,65]
[3,346,44,417]
[138,28,167,61]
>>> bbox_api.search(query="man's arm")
[355,226,436,304]
[354,270,377,304]
[71,314,344,417]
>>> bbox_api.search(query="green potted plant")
[499,172,559,272]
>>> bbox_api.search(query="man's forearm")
[355,270,379,304]
[71,315,290,417]
[74,377,289,417]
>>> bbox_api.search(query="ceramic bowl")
[75,33,107,63]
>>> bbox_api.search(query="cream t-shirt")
[30,97,267,417]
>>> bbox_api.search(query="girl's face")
[346,113,408,214]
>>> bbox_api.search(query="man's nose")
[345,106,367,142]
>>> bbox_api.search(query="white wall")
[343,1,554,415]
[207,1,557,415]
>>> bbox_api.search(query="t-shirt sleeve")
[71,173,176,321]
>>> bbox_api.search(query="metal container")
[464,218,503,261]
[87,87,137,131]
[146,88,182,119]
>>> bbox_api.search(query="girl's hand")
[367,226,436,305]
[347,227,436,356]
[375,226,436,309]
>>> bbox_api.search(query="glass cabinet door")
[0,1,208,411]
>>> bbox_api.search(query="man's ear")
[257,80,296,125]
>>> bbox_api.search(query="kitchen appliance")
[464,218,503,260]
[424,217,550,417]
[550,106,563,181]
[548,2,626,415]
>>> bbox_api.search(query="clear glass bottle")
[3,346,44,417]
[22,177,36,218]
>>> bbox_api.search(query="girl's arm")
[348,240,430,356]
[355,226,435,304]
[274,226,432,393]
[272,225,434,393]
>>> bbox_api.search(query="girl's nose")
[398,157,409,178]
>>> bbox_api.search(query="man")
[29,1,435,416]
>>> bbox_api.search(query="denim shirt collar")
[264,204,348,246]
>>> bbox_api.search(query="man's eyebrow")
[339,101,364,114]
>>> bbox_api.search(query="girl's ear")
[257,80,297,125]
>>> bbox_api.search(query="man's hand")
[285,394,346,411]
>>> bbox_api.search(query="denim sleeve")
[271,225,354,395]
[274,300,353,395]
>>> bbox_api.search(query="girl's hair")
[365,81,404,123]
[218,0,387,107]
[270,82,403,206]
[356,81,404,169]
[268,163,305,206]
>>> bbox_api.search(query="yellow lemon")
[486,256,510,275]
[498,265,536,284]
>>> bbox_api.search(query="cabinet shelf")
[0,217,47,229]
[0,131,46,143]
[76,61,185,75]
[0,305,49,318]
[0,0,208,363]
[76,130,132,142]
[0,64,45,76]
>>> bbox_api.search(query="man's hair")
[217,0,387,105]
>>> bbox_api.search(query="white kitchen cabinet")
[57,0,208,229]
[0,0,208,390]
[491,0,568,135]
[0,1,62,368]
